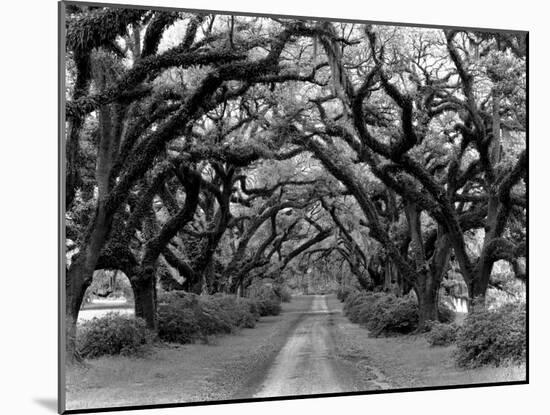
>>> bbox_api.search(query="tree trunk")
[414,274,439,331]
[468,89,503,302]
[470,262,493,302]
[65,203,112,360]
[404,203,447,330]
[66,52,91,210]
[132,276,157,330]
[66,70,122,360]
[471,197,499,302]
[65,259,93,363]
[202,261,215,294]
[395,266,413,296]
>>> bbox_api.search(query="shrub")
[239,297,261,321]
[337,286,357,302]
[157,292,199,344]
[157,306,200,344]
[455,302,526,367]
[342,291,361,319]
[343,291,453,336]
[157,292,259,344]
[426,321,458,346]
[274,285,292,303]
[343,291,377,322]
[210,294,258,329]
[194,295,233,336]
[256,296,282,316]
[349,293,386,324]
[249,286,282,316]
[364,295,419,336]
[438,301,456,324]
[77,313,152,358]
[237,300,260,328]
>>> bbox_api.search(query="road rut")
[253,295,360,397]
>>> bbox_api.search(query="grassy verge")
[66,296,312,410]
[327,296,526,389]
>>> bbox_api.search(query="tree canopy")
[64,5,527,357]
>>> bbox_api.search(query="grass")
[66,345,216,409]
[65,296,313,410]
[327,296,526,389]
[66,295,525,410]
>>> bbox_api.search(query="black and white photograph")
[58,1,527,412]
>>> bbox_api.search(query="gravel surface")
[246,295,382,398]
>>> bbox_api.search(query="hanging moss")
[66,8,147,54]
[141,11,182,57]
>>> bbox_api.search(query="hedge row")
[157,292,263,344]
[341,290,455,336]
[340,286,526,368]
[77,288,284,358]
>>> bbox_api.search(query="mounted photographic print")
[59,1,528,413]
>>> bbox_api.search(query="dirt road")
[66,294,522,410]
[251,295,384,397]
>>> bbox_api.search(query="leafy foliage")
[426,321,458,346]
[362,295,419,336]
[249,286,282,316]
[77,313,153,358]
[63,5,527,367]
[66,8,145,53]
[336,286,357,302]
[273,284,292,303]
[210,294,259,328]
[343,291,386,323]
[157,292,261,344]
[437,302,456,324]
[455,302,526,367]
[343,291,456,336]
